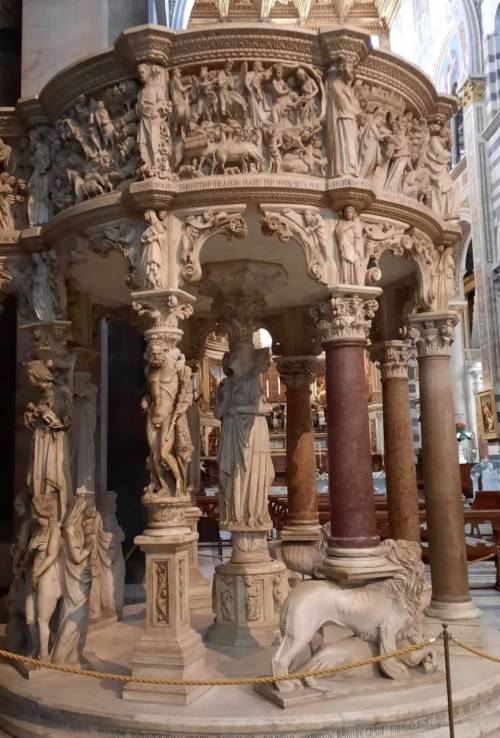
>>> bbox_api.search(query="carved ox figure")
[272,539,436,692]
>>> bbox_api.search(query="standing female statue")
[25,359,73,523]
[52,495,94,666]
[136,63,168,178]
[215,343,274,529]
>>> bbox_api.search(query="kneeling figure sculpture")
[272,539,435,692]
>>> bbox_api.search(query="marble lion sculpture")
[272,539,436,692]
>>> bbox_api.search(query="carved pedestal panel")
[209,556,288,648]
[123,532,214,704]
[185,506,212,613]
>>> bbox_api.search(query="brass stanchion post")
[442,624,455,738]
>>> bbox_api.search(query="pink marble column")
[311,288,390,582]
[276,355,320,542]
[409,313,480,637]
[371,341,420,542]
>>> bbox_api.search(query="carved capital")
[201,260,287,348]
[132,288,195,347]
[276,355,318,390]
[458,76,486,108]
[180,209,247,284]
[370,340,415,380]
[310,288,381,344]
[407,312,458,358]
[21,320,72,359]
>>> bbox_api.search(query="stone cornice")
[6,23,460,125]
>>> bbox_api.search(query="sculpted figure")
[88,504,124,622]
[0,172,18,231]
[216,60,247,120]
[335,206,365,285]
[272,539,436,692]
[0,136,12,171]
[170,67,192,136]
[384,117,411,193]
[358,108,386,181]
[98,490,125,618]
[6,494,35,653]
[270,64,296,126]
[215,343,274,529]
[434,245,456,310]
[329,55,360,178]
[52,495,94,666]
[27,128,51,226]
[92,100,116,150]
[24,496,62,660]
[140,209,167,289]
[295,68,320,125]
[244,61,271,127]
[142,340,194,497]
[426,118,459,222]
[25,358,73,523]
[197,66,217,123]
[136,63,169,178]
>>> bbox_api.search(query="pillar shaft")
[409,313,479,631]
[310,288,394,583]
[325,338,378,548]
[277,356,319,541]
[371,341,420,542]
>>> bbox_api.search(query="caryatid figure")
[142,340,194,498]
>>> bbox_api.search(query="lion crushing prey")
[272,539,436,692]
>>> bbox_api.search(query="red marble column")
[276,356,320,541]
[311,289,388,582]
[371,341,420,542]
[409,313,480,634]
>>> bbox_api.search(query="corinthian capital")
[407,312,458,358]
[132,288,195,348]
[276,355,318,390]
[370,340,415,380]
[310,287,381,344]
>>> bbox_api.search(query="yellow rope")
[0,640,436,687]
[451,638,500,664]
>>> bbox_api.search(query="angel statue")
[141,339,194,497]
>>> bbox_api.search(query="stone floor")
[3,548,500,737]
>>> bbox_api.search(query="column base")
[123,628,215,705]
[318,545,399,583]
[424,599,483,648]
[206,559,288,648]
[281,524,321,543]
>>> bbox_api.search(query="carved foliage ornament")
[310,295,379,343]
[370,341,415,381]
[132,292,194,333]
[407,315,457,358]
[261,208,329,285]
[180,210,247,283]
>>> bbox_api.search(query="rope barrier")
[0,639,437,687]
[451,638,500,664]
